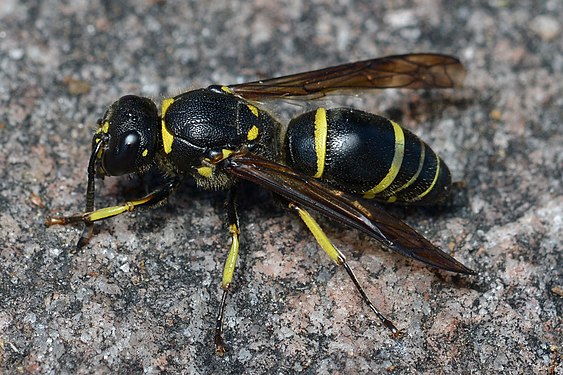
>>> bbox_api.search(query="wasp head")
[92,95,159,177]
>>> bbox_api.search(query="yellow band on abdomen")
[313,108,328,179]
[363,120,405,198]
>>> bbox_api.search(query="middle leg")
[214,186,241,355]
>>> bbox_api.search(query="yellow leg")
[46,177,178,250]
[46,194,155,226]
[214,188,240,355]
[289,202,398,334]
[221,224,240,289]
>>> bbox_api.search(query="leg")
[288,202,398,334]
[46,179,178,249]
[214,187,240,355]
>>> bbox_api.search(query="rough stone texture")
[0,1,561,374]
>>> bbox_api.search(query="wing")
[228,53,466,100]
[222,153,474,274]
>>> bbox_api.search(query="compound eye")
[102,130,141,176]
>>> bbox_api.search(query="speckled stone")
[0,1,561,374]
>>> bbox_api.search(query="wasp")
[46,53,474,355]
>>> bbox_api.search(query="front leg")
[214,186,241,356]
[46,179,179,249]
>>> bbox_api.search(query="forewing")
[223,153,474,274]
[228,53,465,100]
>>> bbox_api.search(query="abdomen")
[284,108,452,205]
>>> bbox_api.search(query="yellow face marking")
[415,156,441,200]
[313,108,328,179]
[196,166,213,178]
[363,120,405,199]
[161,98,175,154]
[247,125,259,141]
[246,104,259,117]
[142,149,148,157]
[96,121,110,134]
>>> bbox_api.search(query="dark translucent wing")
[228,53,466,100]
[223,153,474,274]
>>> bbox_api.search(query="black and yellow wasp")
[47,53,474,354]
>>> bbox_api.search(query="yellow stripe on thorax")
[161,98,175,154]
[363,120,405,198]
[247,125,259,141]
[220,86,234,94]
[246,104,259,117]
[313,108,328,178]
[196,166,213,178]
